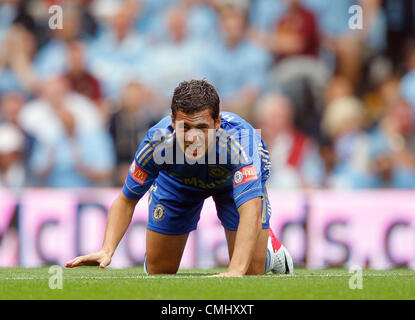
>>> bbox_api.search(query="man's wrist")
[227,260,247,276]
[101,247,114,257]
[226,268,245,277]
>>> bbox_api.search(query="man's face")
[172,110,221,161]
[220,7,245,47]
[41,76,69,107]
[167,7,187,43]
[1,93,24,124]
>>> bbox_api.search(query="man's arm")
[216,197,262,277]
[66,193,138,268]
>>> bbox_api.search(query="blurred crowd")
[1,0,415,189]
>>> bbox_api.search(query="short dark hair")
[171,79,220,121]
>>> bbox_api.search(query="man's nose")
[185,130,201,143]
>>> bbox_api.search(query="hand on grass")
[65,250,112,268]
[207,272,244,278]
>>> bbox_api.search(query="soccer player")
[66,80,293,277]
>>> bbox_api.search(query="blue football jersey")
[122,112,271,208]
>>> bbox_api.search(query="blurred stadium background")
[1,0,415,270]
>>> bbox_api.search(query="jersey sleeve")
[229,126,264,208]
[122,128,173,200]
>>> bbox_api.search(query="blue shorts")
[147,181,271,235]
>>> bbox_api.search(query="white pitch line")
[1,273,414,281]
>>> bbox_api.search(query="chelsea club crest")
[152,204,166,221]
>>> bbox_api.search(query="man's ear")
[171,113,175,130]
[215,114,221,130]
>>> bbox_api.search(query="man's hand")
[208,272,243,278]
[65,250,112,268]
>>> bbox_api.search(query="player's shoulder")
[145,115,175,141]
[220,112,254,131]
[218,112,262,166]
[135,115,175,166]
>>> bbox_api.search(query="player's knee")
[246,267,265,276]
[146,261,179,275]
[246,260,266,275]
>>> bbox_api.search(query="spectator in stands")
[258,0,329,139]
[0,123,26,188]
[203,1,271,122]
[182,0,219,43]
[63,39,108,118]
[129,0,176,37]
[400,39,415,122]
[382,0,415,67]
[87,0,149,101]
[321,95,372,188]
[140,0,218,44]
[0,24,39,96]
[0,0,20,43]
[359,56,394,128]
[137,4,208,101]
[317,135,339,188]
[18,75,115,187]
[34,1,83,78]
[270,0,319,62]
[109,80,161,186]
[0,92,34,162]
[0,92,24,126]
[64,40,102,104]
[304,0,386,86]
[324,76,354,106]
[368,87,415,188]
[248,0,286,36]
[255,93,324,189]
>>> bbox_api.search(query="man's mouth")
[185,144,204,157]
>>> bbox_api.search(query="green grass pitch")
[1,267,414,300]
